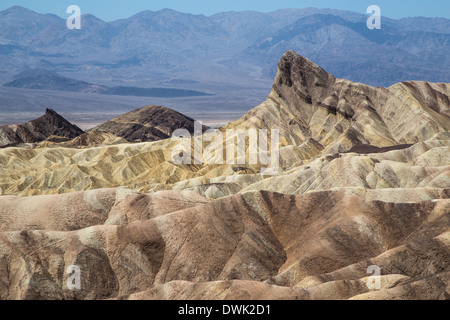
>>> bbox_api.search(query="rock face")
[0,51,448,300]
[91,105,209,143]
[0,108,84,147]
[0,188,448,300]
[229,51,450,155]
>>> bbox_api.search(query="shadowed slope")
[91,105,209,143]
[0,188,448,299]
[0,108,83,147]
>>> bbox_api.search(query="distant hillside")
[4,69,211,97]
[102,86,211,98]
[4,69,106,93]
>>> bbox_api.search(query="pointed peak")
[277,50,332,84]
[45,108,60,116]
[272,51,336,106]
[42,109,81,130]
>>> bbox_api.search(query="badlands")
[0,51,448,299]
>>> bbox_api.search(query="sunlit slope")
[0,51,448,197]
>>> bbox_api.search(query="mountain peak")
[273,50,336,105]
[44,108,63,119]
[0,6,59,19]
[234,50,449,157]
[277,50,334,86]
[32,109,84,137]
[0,109,83,147]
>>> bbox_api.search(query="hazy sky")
[1,0,449,21]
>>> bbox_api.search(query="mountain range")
[1,6,449,128]
[1,5,449,89]
[1,50,449,194]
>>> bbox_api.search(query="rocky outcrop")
[0,108,84,147]
[91,105,209,143]
[229,51,450,156]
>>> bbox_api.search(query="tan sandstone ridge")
[0,51,448,300]
[0,128,447,200]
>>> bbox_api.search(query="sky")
[0,0,449,21]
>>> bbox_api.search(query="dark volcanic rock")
[0,108,84,147]
[91,105,209,143]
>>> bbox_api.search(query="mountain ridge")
[1,6,449,89]
[228,51,450,154]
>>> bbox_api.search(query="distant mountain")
[4,69,106,93]
[4,69,211,97]
[0,6,449,94]
[0,108,84,147]
[239,13,450,83]
[91,105,210,143]
[102,86,211,98]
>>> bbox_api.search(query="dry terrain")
[0,51,448,300]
